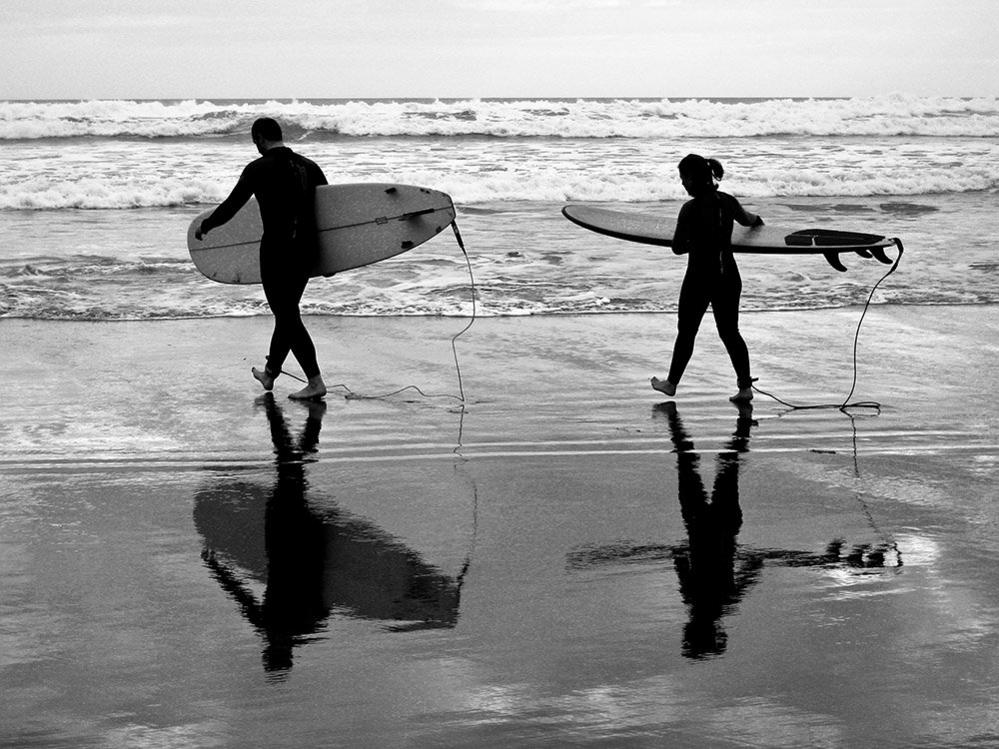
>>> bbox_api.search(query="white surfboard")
[188,183,456,284]
[563,204,902,272]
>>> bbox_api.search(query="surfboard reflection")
[567,402,899,660]
[193,394,462,679]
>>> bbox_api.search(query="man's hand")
[195,222,209,241]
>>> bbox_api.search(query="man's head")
[251,117,283,153]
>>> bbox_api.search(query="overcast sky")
[2,0,996,100]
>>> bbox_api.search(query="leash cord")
[753,239,905,413]
[284,218,476,404]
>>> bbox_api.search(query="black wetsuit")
[667,190,755,390]
[202,147,328,379]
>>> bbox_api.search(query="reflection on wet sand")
[193,394,463,679]
[569,402,900,659]
[664,401,760,658]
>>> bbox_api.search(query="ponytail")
[678,153,723,195]
[706,158,724,183]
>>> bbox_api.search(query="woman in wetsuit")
[651,154,763,403]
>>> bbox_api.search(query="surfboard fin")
[400,208,436,220]
[870,247,893,264]
[823,251,848,272]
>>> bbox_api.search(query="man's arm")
[312,161,329,187]
[195,169,255,240]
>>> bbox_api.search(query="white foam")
[2,95,998,140]
[2,96,997,208]
[1,159,994,210]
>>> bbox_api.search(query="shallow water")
[1,190,996,321]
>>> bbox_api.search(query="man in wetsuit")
[196,117,328,400]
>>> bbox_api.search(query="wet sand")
[2,307,998,747]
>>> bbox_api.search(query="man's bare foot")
[729,387,753,403]
[651,376,677,397]
[252,366,276,391]
[289,375,327,401]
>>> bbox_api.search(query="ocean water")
[1,95,997,319]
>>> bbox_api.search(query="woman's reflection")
[194,394,462,679]
[567,402,899,661]
[660,401,762,658]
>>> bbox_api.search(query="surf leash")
[285,217,477,406]
[752,238,905,413]
[448,219,476,403]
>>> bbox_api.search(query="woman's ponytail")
[706,158,724,183]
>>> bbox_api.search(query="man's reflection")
[660,401,762,658]
[194,394,462,679]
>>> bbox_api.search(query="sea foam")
[2,95,998,140]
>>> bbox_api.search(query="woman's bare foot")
[651,376,677,397]
[729,387,753,403]
[289,375,327,401]
[252,366,276,391]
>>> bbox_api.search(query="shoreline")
[3,298,997,323]
[3,305,995,467]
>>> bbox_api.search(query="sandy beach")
[3,305,998,747]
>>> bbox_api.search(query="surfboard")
[562,204,901,272]
[188,183,456,284]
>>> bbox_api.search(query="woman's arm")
[672,201,694,255]
[729,194,764,228]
